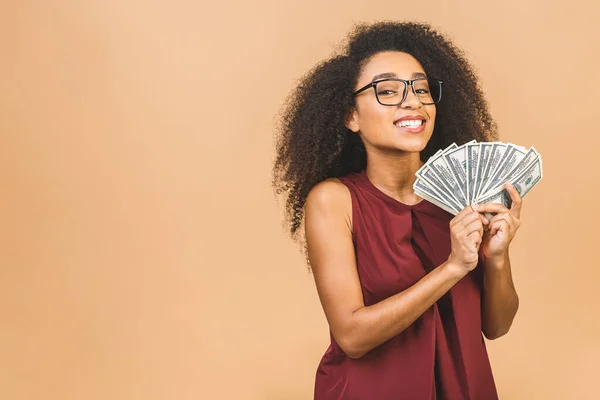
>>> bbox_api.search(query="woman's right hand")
[447,205,489,275]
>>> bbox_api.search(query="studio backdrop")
[1,1,598,399]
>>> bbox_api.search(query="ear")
[344,107,360,133]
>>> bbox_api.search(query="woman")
[272,21,521,400]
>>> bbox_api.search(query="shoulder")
[306,178,350,206]
[305,178,352,232]
[305,178,352,216]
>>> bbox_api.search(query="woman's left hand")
[477,183,522,260]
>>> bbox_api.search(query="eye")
[377,89,398,96]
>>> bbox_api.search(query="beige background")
[1,1,598,399]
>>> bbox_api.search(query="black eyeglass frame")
[352,77,444,106]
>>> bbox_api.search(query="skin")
[304,51,519,359]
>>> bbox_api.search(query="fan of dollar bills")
[413,140,543,215]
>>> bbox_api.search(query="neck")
[365,150,424,205]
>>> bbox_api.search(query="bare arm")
[476,185,523,340]
[305,180,484,359]
[481,251,519,339]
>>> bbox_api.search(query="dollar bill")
[478,147,540,200]
[414,140,542,215]
[417,143,466,207]
[466,142,481,205]
[477,155,543,206]
[420,168,464,210]
[477,143,527,197]
[422,144,457,168]
[473,142,494,201]
[442,140,476,201]
[474,142,507,201]
[413,178,460,214]
[425,149,444,165]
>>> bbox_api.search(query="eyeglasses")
[353,78,443,106]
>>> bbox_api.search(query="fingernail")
[472,204,480,210]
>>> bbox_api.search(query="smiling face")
[346,51,437,154]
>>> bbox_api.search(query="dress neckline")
[356,169,429,210]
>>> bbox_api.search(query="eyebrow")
[371,72,427,81]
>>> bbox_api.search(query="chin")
[394,135,431,153]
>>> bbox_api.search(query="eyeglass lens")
[375,79,441,105]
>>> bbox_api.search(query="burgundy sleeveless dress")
[313,169,498,400]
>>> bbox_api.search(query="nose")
[400,83,421,109]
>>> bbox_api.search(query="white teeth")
[395,119,424,127]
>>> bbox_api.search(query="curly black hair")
[272,20,498,256]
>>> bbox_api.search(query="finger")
[467,230,483,249]
[456,212,484,232]
[489,221,501,236]
[451,206,480,227]
[498,220,509,236]
[474,202,510,215]
[490,220,508,236]
[505,183,523,218]
[463,218,484,237]
[480,213,490,225]
[452,209,480,228]
[489,213,517,233]
[488,213,512,227]
[471,207,490,225]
